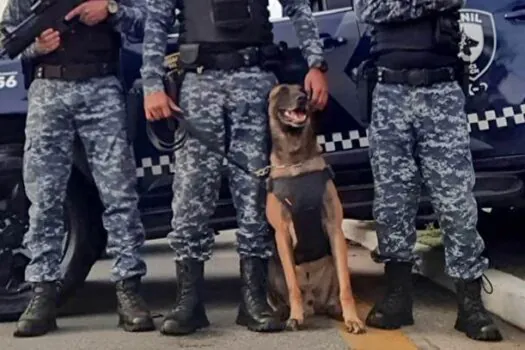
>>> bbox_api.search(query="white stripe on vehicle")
[136,104,525,178]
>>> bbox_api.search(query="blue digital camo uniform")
[355,0,489,280]
[141,0,324,261]
[0,0,148,283]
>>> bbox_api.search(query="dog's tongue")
[285,110,307,123]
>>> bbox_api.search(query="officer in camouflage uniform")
[1,0,155,337]
[141,0,328,335]
[355,0,502,342]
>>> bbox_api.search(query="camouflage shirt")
[0,0,146,60]
[355,0,465,24]
[141,0,325,96]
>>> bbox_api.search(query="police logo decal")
[459,9,497,83]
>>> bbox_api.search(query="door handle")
[505,8,525,20]
[319,33,348,51]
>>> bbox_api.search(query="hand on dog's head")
[268,84,313,132]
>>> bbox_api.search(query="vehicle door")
[459,0,525,169]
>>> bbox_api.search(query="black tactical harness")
[267,167,334,265]
[370,8,462,69]
[25,20,120,84]
[178,0,274,46]
[175,0,284,72]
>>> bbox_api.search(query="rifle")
[0,0,83,59]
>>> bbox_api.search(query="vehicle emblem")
[459,9,497,82]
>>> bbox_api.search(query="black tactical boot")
[366,262,414,329]
[236,257,285,332]
[116,276,155,332]
[160,260,210,336]
[13,282,58,337]
[454,277,503,341]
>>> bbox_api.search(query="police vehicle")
[0,0,524,321]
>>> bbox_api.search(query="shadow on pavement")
[98,240,238,260]
[59,271,457,321]
[59,276,243,318]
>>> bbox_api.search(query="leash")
[173,115,307,181]
[175,115,269,179]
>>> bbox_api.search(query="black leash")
[174,115,271,180]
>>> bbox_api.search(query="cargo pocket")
[22,136,38,198]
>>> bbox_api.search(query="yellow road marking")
[336,297,419,350]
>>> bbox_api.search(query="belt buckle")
[35,66,44,78]
[241,47,258,67]
[214,53,235,70]
[407,69,428,86]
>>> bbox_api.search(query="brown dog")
[265,84,365,334]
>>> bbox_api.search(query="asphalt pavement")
[1,231,525,350]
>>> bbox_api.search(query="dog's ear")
[268,84,285,113]
[268,84,283,102]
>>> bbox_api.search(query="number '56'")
[0,75,18,89]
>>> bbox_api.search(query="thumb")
[168,98,182,113]
[65,3,85,21]
[304,74,313,99]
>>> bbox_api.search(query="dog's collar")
[255,156,319,177]
[254,162,304,177]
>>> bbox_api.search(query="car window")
[167,0,353,28]
[325,0,353,10]
[312,0,353,12]
[268,0,353,18]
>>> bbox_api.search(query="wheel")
[0,143,107,321]
[477,206,525,257]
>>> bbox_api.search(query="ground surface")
[1,231,524,350]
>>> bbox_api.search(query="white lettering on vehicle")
[0,71,18,89]
[459,9,497,96]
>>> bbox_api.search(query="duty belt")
[34,62,118,81]
[374,66,456,86]
[184,45,282,72]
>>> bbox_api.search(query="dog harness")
[267,167,334,265]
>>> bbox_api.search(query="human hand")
[34,29,60,55]
[144,91,182,121]
[65,0,110,26]
[304,68,328,111]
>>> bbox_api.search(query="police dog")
[265,84,365,334]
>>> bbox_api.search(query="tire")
[0,144,107,322]
[477,207,525,253]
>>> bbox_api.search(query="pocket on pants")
[22,136,38,198]
[23,136,32,152]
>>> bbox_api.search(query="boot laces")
[463,275,493,321]
[481,274,493,294]
[173,278,199,312]
[25,293,47,314]
[120,286,147,311]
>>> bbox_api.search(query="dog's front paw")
[287,302,304,331]
[342,300,366,334]
[286,318,301,331]
[344,315,366,334]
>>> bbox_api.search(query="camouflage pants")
[23,76,147,283]
[369,81,488,280]
[169,66,278,261]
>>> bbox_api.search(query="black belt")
[374,66,456,86]
[34,62,118,81]
[183,45,283,72]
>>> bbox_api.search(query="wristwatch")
[311,59,328,73]
[107,0,119,15]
